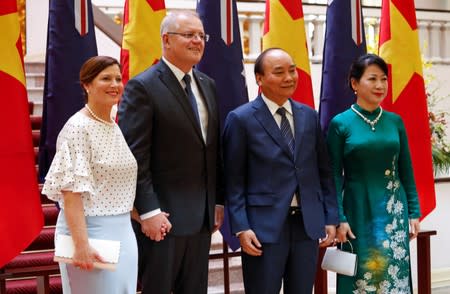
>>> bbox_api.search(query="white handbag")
[321,241,357,276]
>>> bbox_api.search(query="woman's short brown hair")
[79,56,121,102]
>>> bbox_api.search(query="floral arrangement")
[427,86,450,175]
[424,58,450,175]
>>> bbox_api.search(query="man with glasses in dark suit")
[118,10,223,294]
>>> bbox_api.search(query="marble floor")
[432,287,450,294]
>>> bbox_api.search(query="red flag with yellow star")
[0,0,44,267]
[379,0,435,219]
[120,0,166,85]
[262,0,314,108]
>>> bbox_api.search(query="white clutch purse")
[321,241,357,276]
[54,234,121,271]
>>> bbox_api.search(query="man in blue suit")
[223,48,338,294]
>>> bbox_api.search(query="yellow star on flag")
[263,0,310,75]
[0,12,25,86]
[122,1,165,79]
[379,3,423,103]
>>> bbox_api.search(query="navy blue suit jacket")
[223,96,338,243]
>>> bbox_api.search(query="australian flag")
[39,0,97,181]
[318,0,366,134]
[196,0,248,251]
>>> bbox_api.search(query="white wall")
[421,182,450,269]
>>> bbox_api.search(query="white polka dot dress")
[42,111,138,294]
[43,111,137,216]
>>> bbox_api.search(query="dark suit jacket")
[223,96,338,243]
[118,60,223,236]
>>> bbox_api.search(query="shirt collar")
[261,93,293,117]
[162,57,193,83]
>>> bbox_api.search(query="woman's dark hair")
[79,56,121,102]
[348,53,388,90]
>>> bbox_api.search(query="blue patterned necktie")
[183,74,200,126]
[276,107,295,154]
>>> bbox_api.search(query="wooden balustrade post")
[417,230,437,294]
[314,246,328,294]
[0,277,6,294]
[36,275,50,294]
[223,241,231,294]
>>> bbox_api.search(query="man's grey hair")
[160,11,202,35]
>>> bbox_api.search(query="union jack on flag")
[74,0,89,36]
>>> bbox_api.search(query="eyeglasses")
[167,32,210,42]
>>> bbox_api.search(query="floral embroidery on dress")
[353,156,411,294]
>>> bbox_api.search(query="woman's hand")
[62,191,103,270]
[336,222,356,243]
[72,243,104,271]
[409,218,420,240]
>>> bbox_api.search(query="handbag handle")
[338,240,354,253]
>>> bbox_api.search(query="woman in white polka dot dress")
[42,56,138,294]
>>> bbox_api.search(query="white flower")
[394,231,406,242]
[393,246,406,260]
[385,169,391,176]
[366,285,377,292]
[386,197,394,212]
[393,201,404,214]
[392,218,398,229]
[356,279,368,288]
[390,241,398,250]
[364,272,373,280]
[355,279,371,293]
[378,280,391,294]
[383,240,390,248]
[388,265,399,277]
[394,277,409,290]
[387,181,394,190]
[385,224,393,233]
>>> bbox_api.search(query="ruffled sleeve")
[42,121,95,203]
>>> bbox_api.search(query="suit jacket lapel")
[157,61,203,141]
[291,99,306,159]
[253,96,293,159]
[193,70,216,145]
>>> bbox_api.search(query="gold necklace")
[351,105,383,131]
[85,104,114,126]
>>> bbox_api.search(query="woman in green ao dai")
[326,54,421,293]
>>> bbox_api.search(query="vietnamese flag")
[0,0,44,267]
[120,0,166,85]
[379,0,436,219]
[262,0,314,108]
